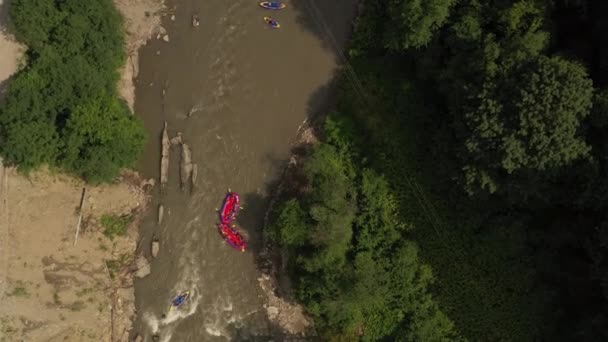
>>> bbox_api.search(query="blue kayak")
[169,291,190,312]
[264,16,281,29]
[259,2,286,10]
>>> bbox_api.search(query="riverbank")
[0,1,162,341]
[113,0,165,112]
[258,122,318,336]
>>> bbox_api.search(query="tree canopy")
[0,0,145,182]
[461,56,593,194]
[291,0,608,340]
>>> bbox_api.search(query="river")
[132,0,357,340]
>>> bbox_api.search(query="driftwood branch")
[73,187,87,246]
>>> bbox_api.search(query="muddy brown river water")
[132,1,357,340]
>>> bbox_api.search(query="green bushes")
[0,0,146,182]
[269,116,461,340]
[101,214,132,240]
[337,0,608,340]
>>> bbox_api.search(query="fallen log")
[180,142,193,191]
[191,163,198,189]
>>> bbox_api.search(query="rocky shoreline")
[113,0,166,112]
[257,121,320,338]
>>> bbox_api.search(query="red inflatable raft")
[218,223,247,252]
[220,191,240,223]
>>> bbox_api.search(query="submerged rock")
[134,256,151,278]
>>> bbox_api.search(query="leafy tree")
[270,199,308,247]
[384,0,456,50]
[270,115,461,340]
[60,97,146,183]
[1,0,145,182]
[301,144,356,272]
[461,56,593,194]
[9,0,63,49]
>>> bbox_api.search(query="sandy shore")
[0,1,163,341]
[114,0,165,112]
[0,0,24,97]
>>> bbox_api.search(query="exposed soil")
[0,167,151,342]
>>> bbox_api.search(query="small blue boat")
[259,2,286,10]
[168,291,190,312]
[264,16,281,28]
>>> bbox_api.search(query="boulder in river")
[134,335,143,342]
[192,15,200,27]
[157,204,164,225]
[134,256,151,278]
[191,163,198,188]
[160,122,170,187]
[151,239,160,258]
[170,132,183,146]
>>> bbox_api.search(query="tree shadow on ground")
[290,0,359,57]
[231,71,346,339]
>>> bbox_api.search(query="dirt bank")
[113,0,165,111]
[0,0,24,96]
[0,167,151,342]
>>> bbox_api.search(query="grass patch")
[76,287,94,297]
[69,300,86,311]
[105,253,132,279]
[101,214,132,240]
[0,317,16,340]
[8,281,29,298]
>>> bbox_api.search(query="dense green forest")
[0,0,145,182]
[269,0,608,340]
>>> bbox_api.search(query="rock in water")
[157,204,164,225]
[180,143,193,191]
[170,132,183,146]
[134,335,143,342]
[192,15,200,27]
[191,164,198,188]
[151,239,160,258]
[160,122,170,188]
[134,256,151,278]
